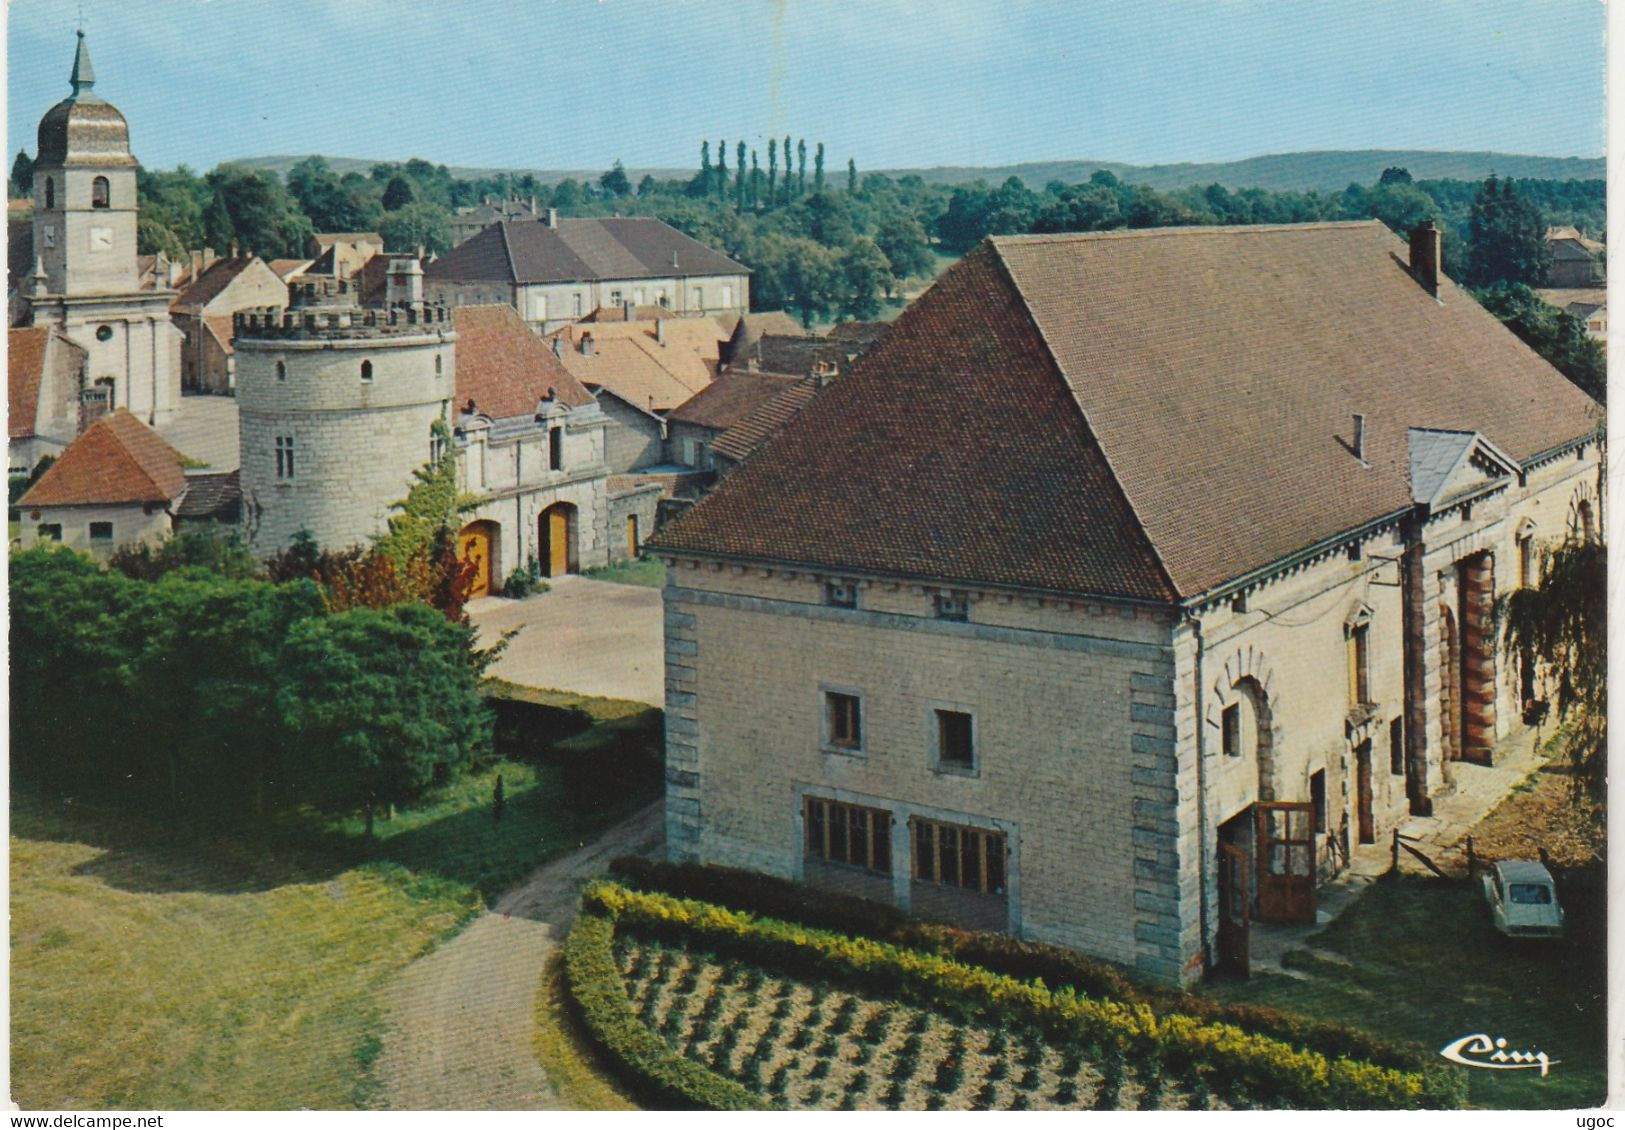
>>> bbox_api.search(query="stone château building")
[649,221,1601,985]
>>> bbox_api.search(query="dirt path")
[374,802,664,1111]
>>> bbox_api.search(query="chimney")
[386,257,424,307]
[551,336,565,358]
[530,195,538,215]
[1352,413,1367,463]
[546,208,559,229]
[580,332,595,356]
[1409,221,1441,298]
[655,317,666,345]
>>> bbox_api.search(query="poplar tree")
[716,139,727,196]
[783,135,793,203]
[814,143,825,192]
[767,138,778,206]
[797,139,807,197]
[700,140,710,184]
[750,149,761,210]
[848,157,857,193]
[736,140,746,211]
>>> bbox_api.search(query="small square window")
[826,691,861,750]
[37,523,61,542]
[933,592,968,621]
[1221,703,1242,757]
[936,709,974,769]
[824,580,858,609]
[1390,716,1405,776]
[89,522,113,540]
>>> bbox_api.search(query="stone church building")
[649,221,1601,984]
[14,33,182,435]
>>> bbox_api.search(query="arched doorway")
[458,520,499,598]
[539,503,576,577]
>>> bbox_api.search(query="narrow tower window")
[275,361,286,382]
[91,176,110,209]
[360,359,373,383]
[275,436,296,480]
[44,178,54,210]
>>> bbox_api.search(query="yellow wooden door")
[460,523,492,597]
[626,514,639,558]
[548,507,570,576]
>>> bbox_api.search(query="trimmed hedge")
[562,905,772,1110]
[581,882,1463,1110]
[606,855,1454,1090]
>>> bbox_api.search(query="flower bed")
[567,881,1465,1111]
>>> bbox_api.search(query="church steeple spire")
[69,30,96,99]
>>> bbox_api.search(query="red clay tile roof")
[453,304,595,418]
[19,408,187,507]
[653,222,1600,601]
[9,326,51,439]
[266,258,311,280]
[428,218,746,285]
[667,371,798,430]
[204,314,236,355]
[710,376,824,464]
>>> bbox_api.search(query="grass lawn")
[1202,873,1606,1109]
[11,690,662,1110]
[583,557,666,588]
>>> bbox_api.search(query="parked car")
[1482,860,1565,938]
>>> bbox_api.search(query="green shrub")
[555,713,663,812]
[487,697,592,758]
[606,856,1449,1085]
[562,910,771,1110]
[580,883,1462,1110]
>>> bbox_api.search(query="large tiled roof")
[667,371,798,430]
[9,326,51,439]
[19,409,187,507]
[427,218,746,285]
[711,376,823,465]
[653,222,1600,601]
[174,469,241,520]
[453,304,595,419]
[174,257,258,309]
[549,318,724,413]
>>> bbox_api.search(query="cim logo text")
[1439,1033,1557,1076]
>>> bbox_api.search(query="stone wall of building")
[607,483,662,563]
[597,394,665,473]
[660,558,1192,979]
[19,500,170,557]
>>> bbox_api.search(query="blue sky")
[6,0,1606,175]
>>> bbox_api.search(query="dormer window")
[824,579,858,609]
[91,176,110,209]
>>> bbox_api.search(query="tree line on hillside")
[7,144,1604,384]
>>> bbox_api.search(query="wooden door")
[1216,840,1250,977]
[545,506,570,576]
[1355,741,1375,844]
[626,513,640,558]
[458,521,494,598]
[1255,802,1316,923]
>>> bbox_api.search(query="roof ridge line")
[992,219,1382,244]
[985,241,1182,600]
[498,221,519,285]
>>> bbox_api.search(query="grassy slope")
[582,558,667,589]
[11,692,661,1110]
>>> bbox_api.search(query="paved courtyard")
[467,575,665,706]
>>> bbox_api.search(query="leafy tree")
[108,526,259,582]
[873,213,933,285]
[552,178,583,210]
[1366,181,1437,235]
[11,150,34,197]
[278,602,490,834]
[1499,536,1605,804]
[1472,282,1606,403]
[838,237,893,318]
[288,156,383,233]
[378,199,452,254]
[202,165,314,257]
[1378,166,1413,185]
[382,175,415,210]
[1464,175,1551,287]
[1032,183,1122,233]
[599,160,632,199]
[637,174,657,198]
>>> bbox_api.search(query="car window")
[1509,883,1553,905]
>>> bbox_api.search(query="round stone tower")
[235,277,456,555]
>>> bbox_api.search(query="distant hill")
[877,151,1606,192]
[232,149,1603,193]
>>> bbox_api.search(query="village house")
[1535,286,1607,347]
[9,324,88,473]
[450,195,545,247]
[1543,225,1605,288]
[424,213,749,332]
[648,220,1601,985]
[304,232,384,279]
[170,256,289,394]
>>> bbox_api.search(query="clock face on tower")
[89,227,114,252]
